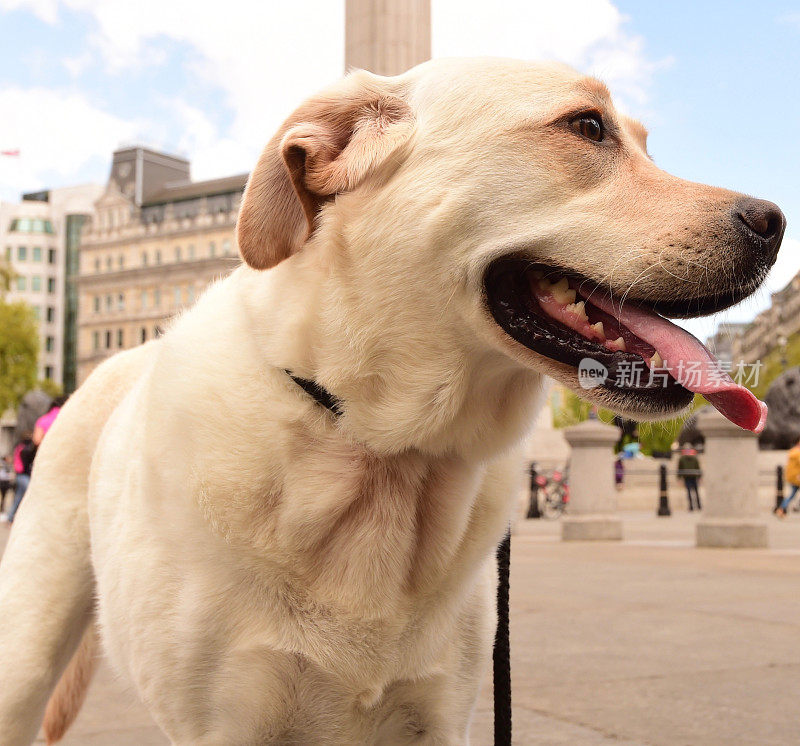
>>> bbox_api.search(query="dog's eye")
[571,115,604,142]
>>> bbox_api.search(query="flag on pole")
[1,150,20,157]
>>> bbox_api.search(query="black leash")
[285,370,512,745]
[494,530,512,746]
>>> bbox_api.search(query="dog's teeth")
[608,337,626,352]
[550,278,574,304]
[567,301,588,320]
[650,351,664,368]
[591,321,605,339]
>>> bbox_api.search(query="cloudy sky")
[0,0,797,339]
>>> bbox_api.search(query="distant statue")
[759,367,800,450]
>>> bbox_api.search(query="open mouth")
[484,258,767,432]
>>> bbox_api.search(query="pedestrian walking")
[6,435,36,524]
[677,446,702,511]
[32,395,66,446]
[614,456,625,491]
[0,455,14,516]
[775,439,800,517]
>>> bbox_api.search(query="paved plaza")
[3,510,800,745]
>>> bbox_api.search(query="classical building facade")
[76,147,245,385]
[731,272,800,364]
[1,184,103,388]
[704,322,749,366]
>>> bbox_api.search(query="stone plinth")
[561,419,622,541]
[696,407,767,548]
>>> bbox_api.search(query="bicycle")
[533,469,569,519]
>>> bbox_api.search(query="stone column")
[695,407,767,548]
[562,419,622,541]
[345,0,431,76]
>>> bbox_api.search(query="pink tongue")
[585,291,767,433]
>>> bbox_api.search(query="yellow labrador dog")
[0,58,784,745]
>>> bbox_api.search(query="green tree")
[551,385,705,456]
[0,260,39,415]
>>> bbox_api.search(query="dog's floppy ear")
[237,73,414,270]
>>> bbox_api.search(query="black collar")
[285,371,343,417]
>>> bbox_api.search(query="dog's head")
[238,58,784,453]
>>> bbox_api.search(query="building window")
[105,330,111,349]
[187,286,195,303]
[94,258,100,272]
[32,306,40,320]
[175,246,181,262]
[17,246,27,261]
[105,295,112,311]
[32,246,42,262]
[106,256,112,270]
[47,277,56,293]
[16,276,26,291]
[154,288,161,307]
[154,325,163,338]
[209,241,216,257]
[31,276,41,292]
[140,327,147,343]
[140,290,147,309]
[48,248,56,264]
[117,329,124,348]
[93,296,100,313]
[222,239,231,255]
[188,244,195,259]
[118,254,124,269]
[173,287,181,305]
[45,336,54,352]
[44,365,53,380]
[5,246,10,261]
[141,251,148,266]
[46,306,55,323]
[117,293,125,311]
[155,250,162,264]
[93,331,99,350]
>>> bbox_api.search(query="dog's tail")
[42,623,98,745]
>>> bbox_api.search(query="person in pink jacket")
[32,395,67,446]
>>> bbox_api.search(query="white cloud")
[432,0,667,114]
[29,0,345,181]
[0,0,57,23]
[0,0,675,206]
[0,86,139,199]
[2,0,665,189]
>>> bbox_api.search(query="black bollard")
[776,465,784,511]
[657,463,671,516]
[527,463,541,519]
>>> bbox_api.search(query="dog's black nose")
[735,198,786,264]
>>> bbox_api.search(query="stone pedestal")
[561,419,622,541]
[695,407,767,548]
